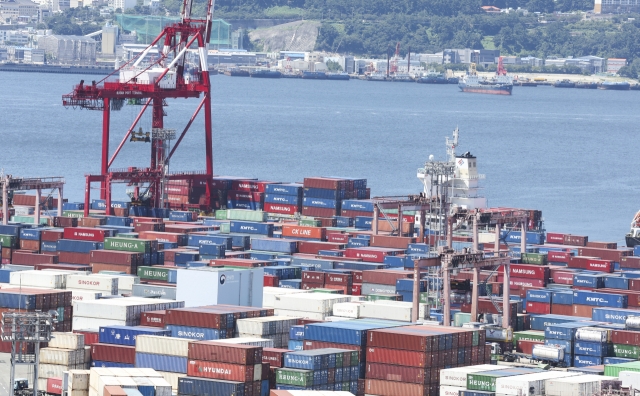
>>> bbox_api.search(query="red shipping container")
[327,233,350,243]
[262,348,289,368]
[303,177,349,190]
[351,284,362,295]
[630,279,640,291]
[141,310,166,328]
[362,269,411,285]
[231,180,276,193]
[58,251,91,265]
[584,258,614,273]
[366,346,434,368]
[264,275,279,287]
[282,225,326,240]
[166,309,227,329]
[91,343,136,364]
[352,270,363,283]
[264,203,299,215]
[564,235,588,246]
[612,330,640,346]
[297,241,344,255]
[164,185,190,195]
[301,281,324,290]
[46,378,63,395]
[587,241,617,249]
[322,284,348,294]
[546,233,566,244]
[365,379,430,396]
[138,231,187,245]
[344,248,387,263]
[20,240,40,251]
[91,262,134,274]
[63,227,108,242]
[301,206,338,217]
[509,264,549,280]
[578,247,633,262]
[90,250,142,265]
[551,304,573,316]
[187,360,255,382]
[548,251,573,263]
[621,257,640,269]
[52,217,77,228]
[188,341,262,364]
[301,271,325,284]
[498,276,545,289]
[208,259,267,268]
[366,362,431,385]
[12,252,58,265]
[526,301,551,314]
[516,340,543,355]
[370,235,416,249]
[551,271,575,285]
[325,273,353,286]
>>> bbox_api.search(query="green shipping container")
[0,234,17,248]
[219,223,230,234]
[513,330,546,346]
[367,293,401,301]
[11,215,49,225]
[137,266,169,281]
[454,312,472,327]
[275,368,315,387]
[521,253,548,265]
[467,368,540,391]
[104,237,153,253]
[215,210,228,220]
[613,344,640,359]
[299,219,322,227]
[605,361,640,377]
[63,210,85,218]
[312,289,343,294]
[226,209,268,222]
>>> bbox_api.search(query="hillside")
[249,20,321,52]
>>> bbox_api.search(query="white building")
[607,58,626,74]
[113,0,135,11]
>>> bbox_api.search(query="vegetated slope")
[249,20,321,52]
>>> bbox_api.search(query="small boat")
[553,79,576,88]
[224,69,249,77]
[575,81,597,89]
[326,72,350,80]
[367,72,388,82]
[391,73,414,82]
[417,70,448,84]
[250,69,282,78]
[599,81,631,90]
[302,71,328,80]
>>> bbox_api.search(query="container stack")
[72,297,183,330]
[439,365,511,396]
[546,374,619,396]
[272,293,352,320]
[275,348,361,394]
[185,340,267,396]
[93,325,170,369]
[65,370,91,396]
[302,177,368,219]
[264,184,304,216]
[88,367,172,396]
[236,316,300,348]
[135,335,189,391]
[227,180,275,211]
[37,332,87,391]
[365,325,488,396]
[573,327,613,367]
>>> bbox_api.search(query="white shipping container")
[546,375,618,396]
[495,371,579,395]
[96,376,120,396]
[214,337,274,348]
[324,316,355,322]
[236,316,299,335]
[70,391,89,396]
[440,365,510,387]
[440,386,465,396]
[332,302,362,318]
[148,377,172,396]
[73,316,134,330]
[273,309,326,321]
[239,333,287,348]
[157,371,186,391]
[619,371,640,390]
[37,378,48,392]
[39,348,77,366]
[49,332,85,350]
[360,301,413,322]
[88,387,98,396]
[92,273,140,292]
[262,287,311,308]
[68,275,118,294]
[135,335,190,357]
[73,298,183,320]
[273,293,351,313]
[67,370,90,391]
[10,270,65,289]
[136,368,164,377]
[39,363,68,379]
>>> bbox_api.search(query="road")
[0,353,35,396]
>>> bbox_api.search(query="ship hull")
[302,72,328,79]
[599,83,630,90]
[627,235,640,248]
[458,83,512,95]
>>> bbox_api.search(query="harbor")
[1,3,640,396]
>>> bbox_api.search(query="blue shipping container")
[591,308,639,324]
[188,235,233,249]
[264,194,301,206]
[63,202,84,210]
[199,244,226,257]
[604,357,636,365]
[302,197,340,210]
[318,250,342,257]
[289,325,304,340]
[279,279,302,289]
[251,238,298,254]
[574,341,611,357]
[98,326,170,346]
[227,200,262,211]
[408,243,430,255]
[500,230,544,245]
[544,339,573,353]
[291,257,335,271]
[604,276,629,290]
[92,361,134,368]
[551,291,574,306]
[0,269,12,283]
[303,320,400,347]
[288,340,304,351]
[530,315,591,331]
[303,188,347,200]
[341,200,374,212]
[265,184,303,196]
[135,352,187,373]
[40,241,57,252]
[57,239,103,254]
[573,355,602,367]
[20,228,42,241]
[544,321,602,341]
[334,262,387,271]
[573,274,605,289]
[527,289,552,303]
[178,377,246,396]
[396,279,427,292]
[354,217,372,229]
[573,290,627,308]
[175,252,199,265]
[229,221,274,237]
[167,325,225,340]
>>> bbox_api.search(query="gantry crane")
[62,0,216,216]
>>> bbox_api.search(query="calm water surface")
[2,72,639,242]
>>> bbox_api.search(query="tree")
[326,59,343,71]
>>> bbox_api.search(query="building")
[101,24,118,56]
[0,30,29,46]
[471,49,500,68]
[520,56,544,67]
[305,52,324,63]
[51,0,69,12]
[207,50,257,67]
[607,58,626,74]
[0,0,39,20]
[574,55,605,73]
[420,53,444,65]
[113,0,135,11]
[38,35,97,65]
[23,48,45,63]
[595,0,640,13]
[443,49,472,64]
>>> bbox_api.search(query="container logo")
[220,275,226,285]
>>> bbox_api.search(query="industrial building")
[595,0,640,13]
[0,0,39,21]
[37,35,97,65]
[607,58,626,74]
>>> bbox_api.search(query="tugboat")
[458,58,512,95]
[626,210,640,248]
[553,79,576,88]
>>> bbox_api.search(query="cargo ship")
[599,81,631,90]
[459,63,512,95]
[417,70,448,84]
[553,79,576,88]
[249,69,282,78]
[326,72,350,80]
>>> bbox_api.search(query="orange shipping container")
[281,225,326,240]
[572,304,594,317]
